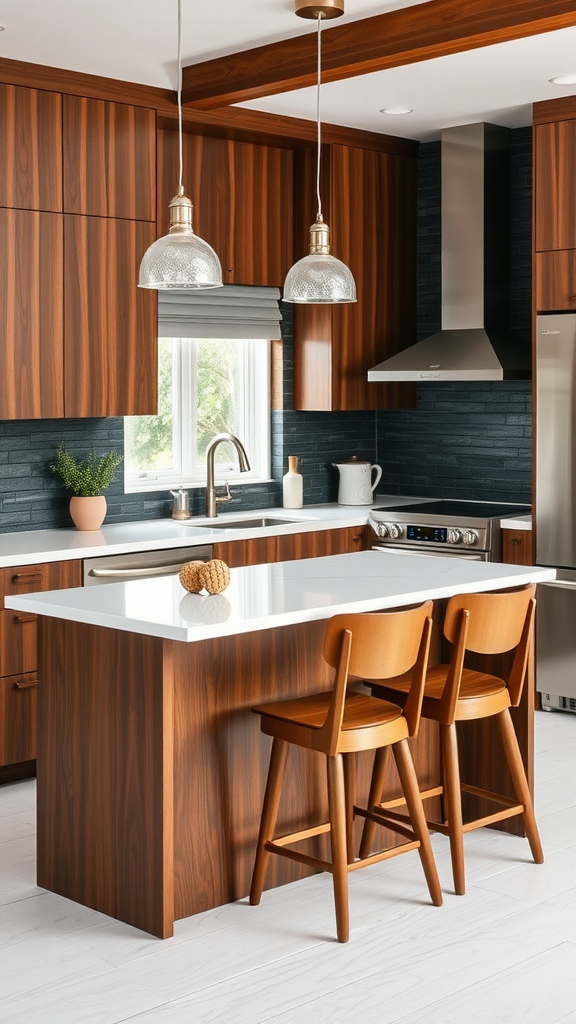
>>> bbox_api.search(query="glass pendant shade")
[139,190,222,290]
[284,215,356,303]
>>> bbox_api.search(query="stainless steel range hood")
[368,122,530,382]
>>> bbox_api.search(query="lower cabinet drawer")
[0,608,37,676]
[0,673,38,765]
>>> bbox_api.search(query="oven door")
[372,544,488,561]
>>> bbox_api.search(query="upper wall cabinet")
[63,96,156,222]
[158,129,293,286]
[294,144,417,411]
[534,120,576,253]
[0,85,62,212]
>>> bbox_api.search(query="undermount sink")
[205,516,304,530]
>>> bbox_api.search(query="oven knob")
[387,523,403,540]
[377,522,389,538]
[462,529,479,546]
[447,529,462,545]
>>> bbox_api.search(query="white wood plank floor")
[2,710,576,1024]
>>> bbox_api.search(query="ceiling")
[0,0,575,140]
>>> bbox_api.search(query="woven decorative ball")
[198,558,231,595]
[178,560,206,593]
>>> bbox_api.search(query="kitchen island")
[7,551,554,938]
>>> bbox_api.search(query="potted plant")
[50,443,123,531]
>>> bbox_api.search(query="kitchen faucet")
[205,433,251,518]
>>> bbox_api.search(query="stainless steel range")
[369,499,530,562]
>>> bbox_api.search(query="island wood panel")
[212,526,370,568]
[0,84,62,212]
[0,672,39,767]
[157,129,293,286]
[63,215,158,417]
[0,558,83,608]
[502,529,534,565]
[63,96,156,222]
[534,120,576,252]
[0,209,64,419]
[294,144,416,411]
[37,619,174,939]
[534,249,576,311]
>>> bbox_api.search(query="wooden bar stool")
[250,602,442,943]
[360,584,543,895]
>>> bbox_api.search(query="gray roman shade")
[158,285,282,340]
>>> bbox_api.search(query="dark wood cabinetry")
[158,129,293,286]
[0,209,64,419]
[0,84,62,212]
[502,529,534,566]
[534,120,576,254]
[213,525,369,568]
[0,559,82,772]
[294,143,417,411]
[63,96,156,221]
[534,249,576,311]
[64,216,157,416]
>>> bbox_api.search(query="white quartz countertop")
[6,549,555,644]
[0,496,435,568]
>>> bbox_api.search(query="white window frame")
[124,337,271,494]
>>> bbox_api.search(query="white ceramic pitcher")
[332,457,382,506]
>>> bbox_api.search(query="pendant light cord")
[177,0,184,195]
[316,13,322,220]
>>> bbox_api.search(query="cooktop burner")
[372,500,530,519]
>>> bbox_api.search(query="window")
[124,336,270,492]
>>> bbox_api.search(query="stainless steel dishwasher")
[83,545,213,586]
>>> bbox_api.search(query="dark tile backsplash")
[0,128,533,533]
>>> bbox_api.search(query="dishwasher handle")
[88,561,195,579]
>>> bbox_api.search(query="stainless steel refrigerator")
[536,312,576,711]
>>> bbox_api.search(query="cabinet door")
[0,673,38,766]
[534,250,576,311]
[63,96,156,222]
[294,145,416,411]
[534,121,576,252]
[502,530,534,566]
[213,526,368,567]
[158,129,293,286]
[0,209,64,419]
[0,85,62,212]
[64,215,158,416]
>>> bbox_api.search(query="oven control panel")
[370,516,487,552]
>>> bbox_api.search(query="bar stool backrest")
[444,584,536,654]
[324,601,434,679]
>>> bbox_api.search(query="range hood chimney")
[368,122,530,382]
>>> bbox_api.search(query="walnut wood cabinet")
[0,559,82,770]
[534,120,576,254]
[293,144,417,411]
[534,249,576,311]
[158,128,293,287]
[0,83,158,420]
[502,529,534,566]
[213,525,369,568]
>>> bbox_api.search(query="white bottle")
[283,455,303,509]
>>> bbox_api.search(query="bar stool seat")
[361,584,543,896]
[249,601,443,943]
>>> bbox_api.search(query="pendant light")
[284,0,356,304]
[139,0,222,290]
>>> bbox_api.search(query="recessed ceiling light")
[550,74,576,86]
[0,25,5,31]
[379,106,413,116]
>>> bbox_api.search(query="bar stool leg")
[442,722,466,896]
[327,753,350,943]
[250,738,289,906]
[496,708,544,864]
[358,746,389,859]
[393,738,443,907]
[343,752,356,864]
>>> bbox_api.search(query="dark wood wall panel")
[0,209,64,419]
[63,96,156,221]
[64,216,157,417]
[158,129,293,286]
[0,84,62,212]
[534,120,576,252]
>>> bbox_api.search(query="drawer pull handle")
[12,572,44,583]
[13,614,37,623]
[14,679,38,690]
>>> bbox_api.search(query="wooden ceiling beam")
[181,0,576,109]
